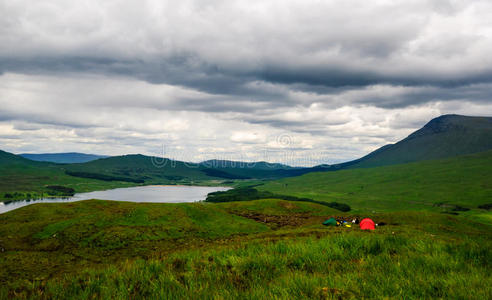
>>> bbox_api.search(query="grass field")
[259,150,492,214]
[1,199,491,299]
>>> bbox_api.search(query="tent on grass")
[323,217,337,226]
[360,218,375,230]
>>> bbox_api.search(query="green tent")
[323,217,337,226]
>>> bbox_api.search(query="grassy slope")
[0,200,336,285]
[258,150,492,213]
[0,199,490,299]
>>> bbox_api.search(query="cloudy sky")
[1,0,492,166]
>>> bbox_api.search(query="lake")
[0,185,231,214]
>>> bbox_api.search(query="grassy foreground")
[1,199,491,299]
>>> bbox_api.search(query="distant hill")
[324,114,492,170]
[199,159,299,179]
[20,152,109,164]
[64,154,217,183]
[200,159,295,170]
[64,156,299,182]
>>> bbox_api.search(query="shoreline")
[0,185,231,214]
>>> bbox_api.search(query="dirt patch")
[277,201,299,210]
[232,212,316,228]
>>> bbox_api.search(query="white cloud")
[1,1,492,165]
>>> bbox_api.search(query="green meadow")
[0,199,491,299]
[259,150,492,214]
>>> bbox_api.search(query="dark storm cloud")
[351,84,492,109]
[259,65,492,90]
[1,0,492,111]
[4,54,492,104]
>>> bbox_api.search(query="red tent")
[360,218,375,230]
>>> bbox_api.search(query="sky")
[1,0,492,166]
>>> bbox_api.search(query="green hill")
[0,150,300,202]
[329,114,492,169]
[20,152,109,163]
[0,149,41,165]
[64,154,216,183]
[0,151,296,201]
[64,156,304,183]
[259,150,492,214]
[0,151,236,201]
[0,150,138,200]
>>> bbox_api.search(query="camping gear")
[360,218,375,230]
[323,217,337,226]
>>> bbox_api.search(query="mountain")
[20,152,109,164]
[324,114,492,170]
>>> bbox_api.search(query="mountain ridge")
[324,114,492,170]
[19,152,109,164]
